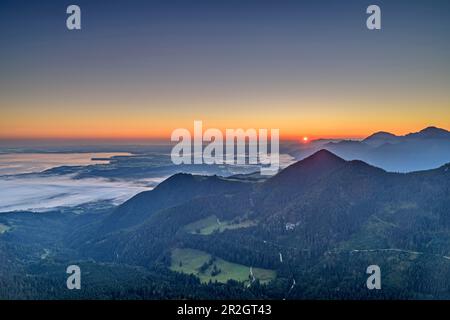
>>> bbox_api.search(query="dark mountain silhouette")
[72,150,450,296]
[4,149,450,299]
[267,149,346,189]
[102,173,250,231]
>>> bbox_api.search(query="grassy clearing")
[184,215,257,235]
[170,248,276,284]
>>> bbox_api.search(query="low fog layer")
[0,174,149,213]
[0,151,296,213]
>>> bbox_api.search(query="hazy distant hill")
[294,126,450,172]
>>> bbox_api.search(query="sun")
[302,136,309,143]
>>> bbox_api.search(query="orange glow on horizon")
[1,109,449,141]
[0,127,445,142]
[1,123,449,141]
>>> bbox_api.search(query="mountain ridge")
[306,126,450,172]
[84,148,449,257]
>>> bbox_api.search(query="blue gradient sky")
[1,0,449,139]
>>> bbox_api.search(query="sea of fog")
[0,151,296,213]
[0,153,150,213]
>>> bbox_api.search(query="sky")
[1,0,450,141]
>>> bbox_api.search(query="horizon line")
[0,125,448,143]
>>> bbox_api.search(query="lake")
[0,152,131,176]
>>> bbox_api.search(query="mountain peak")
[304,149,345,162]
[420,126,448,134]
[407,126,450,139]
[267,149,345,187]
[362,126,450,147]
[421,126,441,131]
[363,131,398,144]
[289,149,346,172]
[365,131,397,139]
